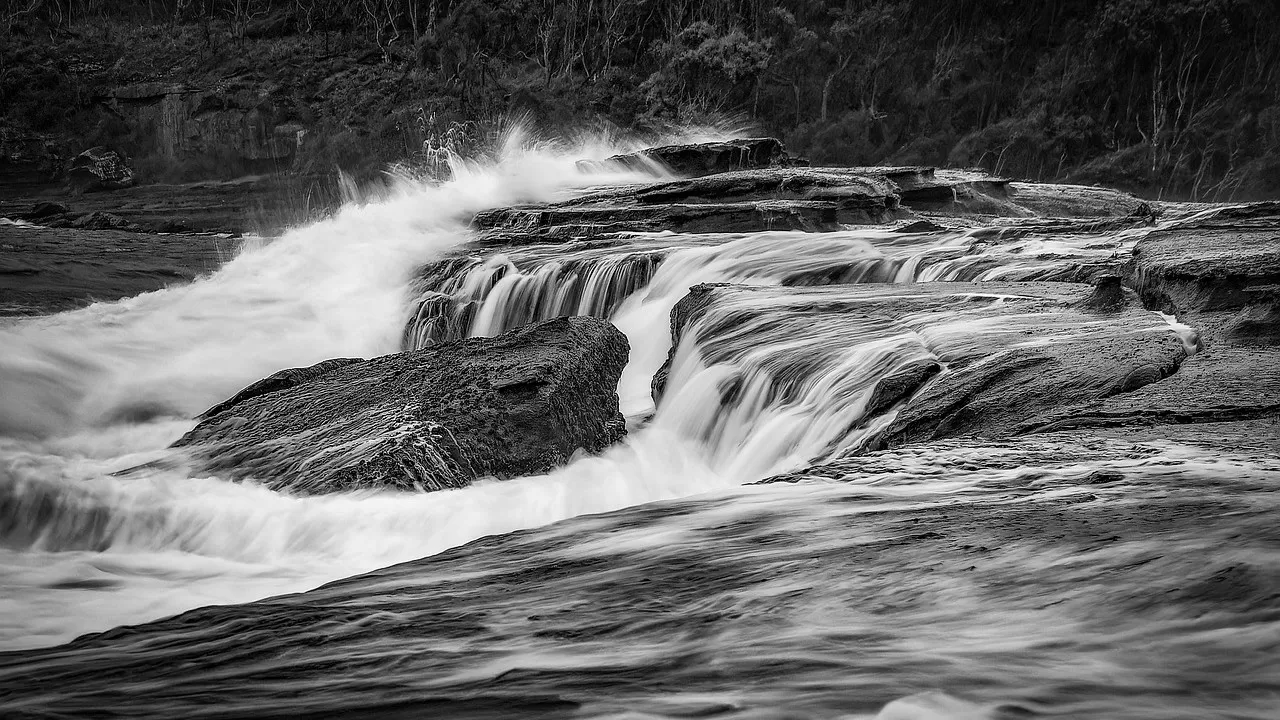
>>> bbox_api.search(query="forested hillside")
[3,0,1278,199]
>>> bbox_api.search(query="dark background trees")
[3,0,1277,198]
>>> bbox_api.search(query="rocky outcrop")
[66,147,133,192]
[1128,208,1280,321]
[578,137,792,177]
[6,202,186,234]
[652,280,1189,447]
[473,167,904,240]
[1021,204,1280,434]
[474,141,1170,245]
[173,316,630,494]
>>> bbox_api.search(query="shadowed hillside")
[2,0,1278,199]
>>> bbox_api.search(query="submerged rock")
[174,316,629,494]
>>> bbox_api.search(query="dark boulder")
[62,211,141,231]
[25,201,70,219]
[66,146,134,192]
[173,316,630,494]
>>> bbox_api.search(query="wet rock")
[173,316,629,494]
[473,167,903,240]
[198,358,363,420]
[480,146,1166,247]
[1004,181,1148,217]
[579,137,790,177]
[1128,207,1280,317]
[1022,345,1280,434]
[66,146,134,193]
[24,201,70,219]
[653,282,1188,446]
[1076,275,1129,313]
[893,219,946,233]
[61,211,141,232]
[1014,203,1280,435]
[863,360,943,419]
[965,206,1280,437]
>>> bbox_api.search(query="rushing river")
[1,138,1277,719]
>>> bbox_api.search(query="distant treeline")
[4,0,1279,198]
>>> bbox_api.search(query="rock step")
[576,137,793,177]
[653,280,1190,453]
[476,139,1159,243]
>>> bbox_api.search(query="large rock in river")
[66,146,134,192]
[174,316,629,494]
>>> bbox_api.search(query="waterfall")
[0,135,1158,652]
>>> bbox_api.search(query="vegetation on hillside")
[3,0,1278,199]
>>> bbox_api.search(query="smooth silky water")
[1,138,1276,719]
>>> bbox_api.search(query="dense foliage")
[3,0,1278,197]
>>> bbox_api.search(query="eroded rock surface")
[1026,205,1280,435]
[174,316,629,494]
[653,281,1188,450]
[474,141,1161,244]
[472,167,904,240]
[577,137,791,177]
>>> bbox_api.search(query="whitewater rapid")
[0,133,1188,653]
[0,136,714,649]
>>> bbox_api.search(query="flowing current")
[2,138,1277,719]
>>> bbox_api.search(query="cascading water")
[3,135,1277,720]
[0,135,699,650]
[0,134,1188,657]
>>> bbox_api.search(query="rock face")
[1129,209,1280,323]
[66,146,134,192]
[173,316,630,494]
[106,83,305,174]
